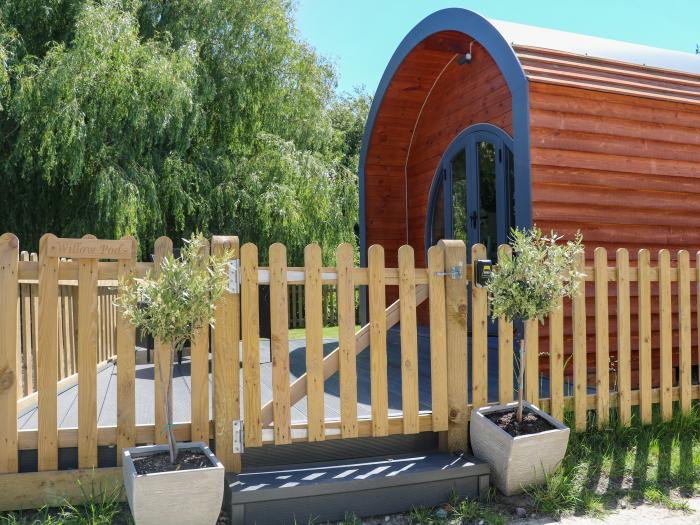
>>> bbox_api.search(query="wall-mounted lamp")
[458,40,475,65]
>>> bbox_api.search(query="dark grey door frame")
[425,123,515,260]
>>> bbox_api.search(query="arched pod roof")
[358,8,532,265]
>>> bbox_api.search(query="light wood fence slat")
[659,249,673,421]
[57,283,66,380]
[116,237,137,465]
[38,234,59,471]
[153,237,173,445]
[212,236,241,472]
[0,234,19,473]
[497,245,514,405]
[549,297,564,421]
[440,240,468,453]
[638,249,653,424]
[191,238,210,444]
[16,276,21,400]
[594,247,610,428]
[616,249,631,426]
[399,245,419,434]
[30,254,39,396]
[524,319,539,408]
[304,244,325,442]
[427,245,448,432]
[572,251,587,431]
[678,250,692,414]
[269,243,291,445]
[78,235,99,469]
[64,288,75,375]
[20,252,32,397]
[95,291,102,365]
[337,243,358,438]
[471,244,488,410]
[368,245,388,437]
[241,243,262,447]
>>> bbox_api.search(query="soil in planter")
[485,407,556,437]
[132,449,214,475]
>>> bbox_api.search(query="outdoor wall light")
[458,40,475,65]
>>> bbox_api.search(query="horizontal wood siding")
[529,80,700,386]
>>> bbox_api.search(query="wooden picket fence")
[15,251,118,398]
[1,233,700,507]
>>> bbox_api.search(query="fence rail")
[1,233,700,489]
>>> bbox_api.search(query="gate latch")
[435,261,463,280]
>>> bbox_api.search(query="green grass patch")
[288,325,360,341]
[0,483,131,524]
[407,493,509,525]
[528,404,700,519]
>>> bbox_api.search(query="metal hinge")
[232,419,244,454]
[435,261,463,280]
[227,259,240,294]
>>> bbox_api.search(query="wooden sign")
[46,238,135,260]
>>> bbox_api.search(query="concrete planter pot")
[470,401,570,496]
[123,442,224,525]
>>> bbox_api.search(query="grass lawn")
[288,325,360,341]
[525,405,700,519]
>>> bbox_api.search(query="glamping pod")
[359,9,700,387]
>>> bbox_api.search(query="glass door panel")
[477,141,498,261]
[450,148,468,245]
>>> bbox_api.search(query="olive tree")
[486,228,584,422]
[116,234,231,462]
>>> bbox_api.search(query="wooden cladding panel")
[530,80,700,393]
[517,46,700,106]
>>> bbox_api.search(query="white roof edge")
[489,18,700,76]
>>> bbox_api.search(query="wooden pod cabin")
[359,8,700,390]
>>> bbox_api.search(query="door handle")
[470,211,478,229]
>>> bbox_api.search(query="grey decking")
[19,327,557,431]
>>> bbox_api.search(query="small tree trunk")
[517,337,526,423]
[156,341,179,464]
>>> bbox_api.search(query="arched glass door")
[426,124,515,261]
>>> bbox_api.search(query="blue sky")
[294,0,699,94]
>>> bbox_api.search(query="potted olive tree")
[470,227,584,496]
[116,234,231,525]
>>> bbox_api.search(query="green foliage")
[487,227,584,324]
[116,234,229,349]
[0,0,368,261]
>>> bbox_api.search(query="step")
[226,452,490,525]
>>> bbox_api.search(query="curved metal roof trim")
[492,19,700,77]
[358,8,533,268]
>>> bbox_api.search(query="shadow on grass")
[530,403,700,519]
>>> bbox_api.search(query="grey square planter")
[470,401,570,496]
[123,442,224,525]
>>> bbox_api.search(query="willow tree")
[0,0,367,262]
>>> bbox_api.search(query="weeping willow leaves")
[6,1,199,246]
[212,133,357,264]
[0,0,367,262]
